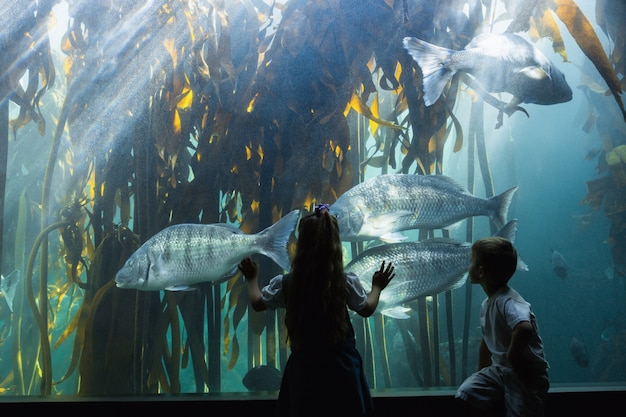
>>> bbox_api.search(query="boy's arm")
[507,321,533,379]
[478,338,492,370]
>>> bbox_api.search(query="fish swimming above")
[550,248,569,279]
[329,174,517,243]
[345,219,527,319]
[115,209,300,291]
[402,33,572,110]
[1,270,20,312]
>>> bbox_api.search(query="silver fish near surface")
[329,174,517,243]
[402,33,572,108]
[115,209,300,291]
[550,248,569,280]
[345,220,527,319]
[0,270,20,312]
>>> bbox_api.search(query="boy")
[456,237,549,417]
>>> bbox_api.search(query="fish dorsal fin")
[213,223,244,234]
[518,66,549,80]
[431,174,466,190]
[381,306,412,319]
[1,270,20,312]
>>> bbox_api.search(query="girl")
[239,204,395,417]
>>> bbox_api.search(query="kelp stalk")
[25,220,71,395]
[0,86,7,275]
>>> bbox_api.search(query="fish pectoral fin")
[518,66,549,80]
[368,210,413,229]
[380,232,408,243]
[381,306,412,319]
[223,265,240,280]
[165,285,196,292]
[151,253,168,276]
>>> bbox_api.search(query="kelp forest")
[0,0,624,397]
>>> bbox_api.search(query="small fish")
[242,365,282,391]
[402,33,572,109]
[330,174,517,243]
[115,210,300,291]
[550,248,569,280]
[570,335,590,368]
[600,325,616,342]
[345,220,526,319]
[1,270,20,312]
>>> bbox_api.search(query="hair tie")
[314,203,330,215]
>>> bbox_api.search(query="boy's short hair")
[472,237,518,283]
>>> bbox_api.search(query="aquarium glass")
[0,0,624,400]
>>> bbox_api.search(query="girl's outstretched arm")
[357,261,395,317]
[239,257,267,312]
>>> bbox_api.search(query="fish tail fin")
[494,219,528,271]
[490,185,518,230]
[257,209,300,271]
[1,270,20,312]
[402,37,456,106]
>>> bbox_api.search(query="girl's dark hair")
[472,237,518,283]
[284,209,349,350]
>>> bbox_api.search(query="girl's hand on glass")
[372,261,395,290]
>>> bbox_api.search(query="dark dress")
[264,273,375,417]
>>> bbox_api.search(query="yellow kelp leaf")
[63,56,73,78]
[61,33,73,54]
[54,307,80,349]
[172,109,181,134]
[369,93,380,137]
[530,8,568,62]
[176,80,193,110]
[163,38,177,68]
[223,315,230,355]
[247,93,258,113]
[393,61,403,95]
[415,156,428,175]
[553,0,626,122]
[395,90,408,113]
[345,92,403,130]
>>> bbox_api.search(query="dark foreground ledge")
[2,385,624,415]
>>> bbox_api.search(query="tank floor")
[3,387,624,414]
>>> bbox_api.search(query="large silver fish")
[345,219,526,318]
[329,174,517,242]
[115,209,300,291]
[402,33,572,108]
